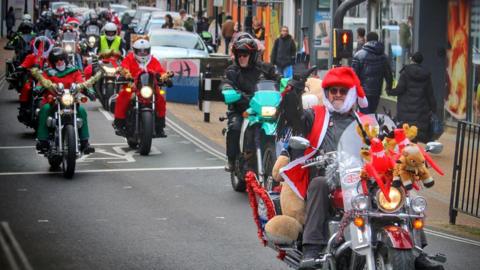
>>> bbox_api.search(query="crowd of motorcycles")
[2,10,448,270]
[4,12,173,179]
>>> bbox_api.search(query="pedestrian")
[386,52,437,143]
[6,6,15,38]
[355,27,366,52]
[253,18,265,42]
[270,26,296,75]
[222,15,234,55]
[196,15,209,34]
[162,14,173,29]
[121,12,132,31]
[208,17,222,52]
[179,9,194,32]
[352,31,393,114]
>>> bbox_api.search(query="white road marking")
[17,188,28,192]
[215,217,225,219]
[425,228,480,247]
[37,220,49,223]
[0,166,225,176]
[166,117,226,160]
[98,107,114,121]
[0,143,127,150]
[123,186,133,189]
[155,218,168,221]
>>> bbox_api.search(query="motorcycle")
[79,24,100,67]
[17,80,42,130]
[61,31,82,69]
[220,80,281,192]
[246,114,447,270]
[4,32,35,91]
[94,55,121,110]
[41,83,92,179]
[110,71,173,155]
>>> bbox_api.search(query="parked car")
[149,29,210,59]
[109,4,129,18]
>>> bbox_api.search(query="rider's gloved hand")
[84,88,96,101]
[33,86,44,95]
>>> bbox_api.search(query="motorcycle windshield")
[86,25,100,36]
[63,32,77,42]
[137,72,154,89]
[249,80,281,116]
[337,113,396,253]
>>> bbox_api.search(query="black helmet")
[18,22,34,34]
[232,37,258,68]
[48,47,68,66]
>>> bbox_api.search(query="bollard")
[203,64,212,122]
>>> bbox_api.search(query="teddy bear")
[301,78,324,109]
[263,155,305,245]
[392,143,434,190]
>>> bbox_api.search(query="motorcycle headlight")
[140,86,153,98]
[61,93,74,106]
[261,106,277,117]
[64,44,73,53]
[102,66,117,76]
[351,195,368,211]
[88,36,96,47]
[411,196,427,213]
[376,187,405,213]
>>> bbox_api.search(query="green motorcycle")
[221,80,283,192]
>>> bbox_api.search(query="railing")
[449,121,480,224]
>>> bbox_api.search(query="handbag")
[430,113,444,140]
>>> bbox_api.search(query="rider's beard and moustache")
[56,61,66,71]
[322,88,354,114]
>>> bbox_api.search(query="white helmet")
[132,39,151,64]
[103,22,117,41]
[22,14,32,23]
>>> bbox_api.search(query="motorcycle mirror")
[425,141,443,154]
[289,136,311,150]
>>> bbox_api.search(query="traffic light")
[333,29,354,60]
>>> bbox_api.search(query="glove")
[84,88,96,101]
[33,86,44,95]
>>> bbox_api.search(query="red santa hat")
[321,67,368,110]
[66,17,80,25]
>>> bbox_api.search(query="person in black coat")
[6,7,15,38]
[387,52,437,143]
[270,26,296,75]
[352,32,393,114]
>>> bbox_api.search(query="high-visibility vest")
[99,35,121,53]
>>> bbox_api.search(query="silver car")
[149,29,210,60]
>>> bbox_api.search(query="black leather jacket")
[352,41,393,96]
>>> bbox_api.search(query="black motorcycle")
[111,71,173,155]
[4,32,34,91]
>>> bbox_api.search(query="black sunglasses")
[328,87,348,95]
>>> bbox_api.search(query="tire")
[127,138,138,149]
[375,246,415,270]
[261,140,277,191]
[103,83,114,110]
[138,111,153,156]
[62,125,77,179]
[231,155,246,192]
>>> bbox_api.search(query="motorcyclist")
[5,20,35,65]
[17,36,54,123]
[277,67,439,270]
[36,11,58,39]
[222,36,279,172]
[82,13,103,34]
[112,38,170,138]
[33,48,97,154]
[98,22,126,57]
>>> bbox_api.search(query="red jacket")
[121,52,166,79]
[43,67,84,90]
[21,53,48,69]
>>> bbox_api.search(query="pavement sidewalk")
[166,100,480,240]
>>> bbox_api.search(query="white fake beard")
[56,63,66,71]
[322,86,357,114]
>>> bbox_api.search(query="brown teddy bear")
[392,144,434,190]
[264,155,305,245]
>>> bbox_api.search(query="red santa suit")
[40,67,84,105]
[280,67,369,200]
[114,52,167,119]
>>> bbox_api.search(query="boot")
[36,140,50,154]
[113,118,126,136]
[80,140,95,154]
[415,254,445,270]
[17,102,30,123]
[224,158,235,172]
[299,244,326,270]
[155,116,167,138]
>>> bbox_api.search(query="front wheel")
[139,111,153,156]
[103,83,115,110]
[375,246,415,270]
[231,156,246,192]
[261,140,277,191]
[62,125,77,179]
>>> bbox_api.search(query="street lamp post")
[237,0,241,31]
[245,0,252,34]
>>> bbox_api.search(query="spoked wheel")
[62,125,77,179]
[138,111,153,156]
[230,155,246,192]
[375,246,414,270]
[103,83,115,110]
[261,141,277,191]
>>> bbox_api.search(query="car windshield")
[150,33,205,51]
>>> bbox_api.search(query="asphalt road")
[0,80,480,270]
